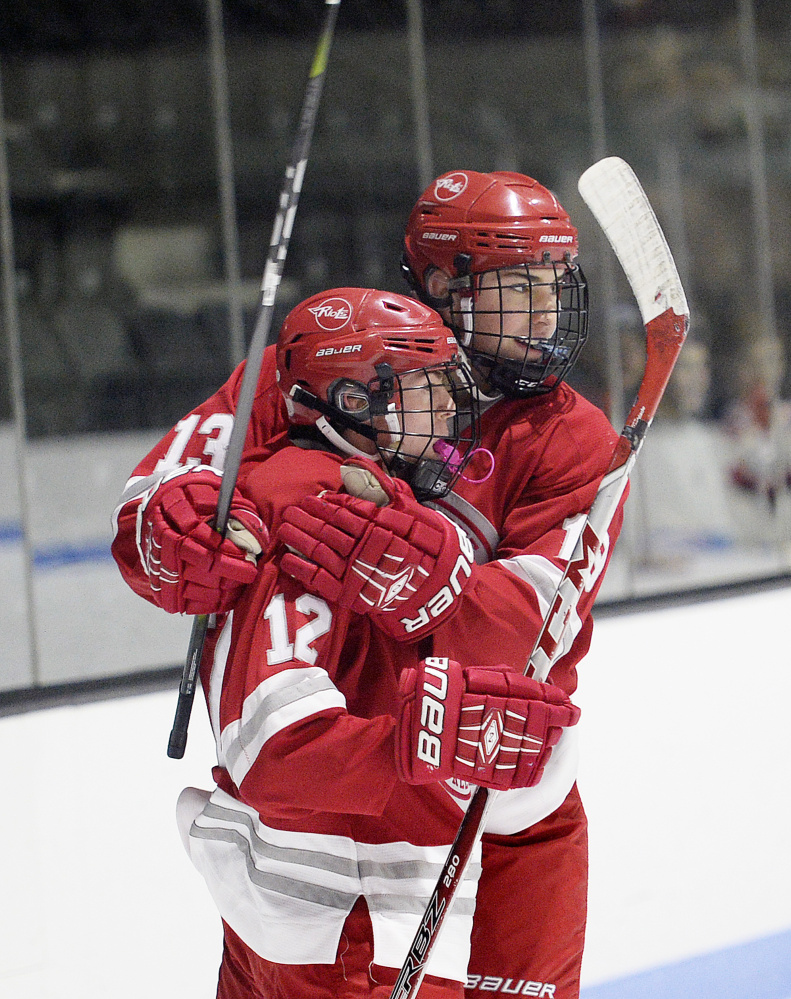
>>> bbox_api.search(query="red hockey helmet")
[276,288,480,498]
[401,170,588,397]
[403,170,579,281]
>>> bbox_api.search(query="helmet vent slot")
[382,336,436,353]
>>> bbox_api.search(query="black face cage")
[448,261,588,398]
[332,361,481,500]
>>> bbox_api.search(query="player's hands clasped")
[277,459,476,641]
[396,658,580,790]
[137,465,269,615]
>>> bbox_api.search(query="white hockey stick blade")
[578,157,689,326]
[528,158,690,683]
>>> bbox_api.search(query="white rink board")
[2,421,789,690]
[0,425,192,689]
[1,585,789,998]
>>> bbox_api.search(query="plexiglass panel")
[1,4,789,689]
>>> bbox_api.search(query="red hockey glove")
[395,658,580,790]
[137,465,268,615]
[277,459,476,641]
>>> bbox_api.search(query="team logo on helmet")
[434,173,468,202]
[308,297,353,331]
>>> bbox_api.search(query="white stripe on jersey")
[496,553,582,663]
[359,836,480,980]
[178,786,481,979]
[209,614,234,745]
[427,491,499,565]
[219,666,346,787]
[180,787,360,963]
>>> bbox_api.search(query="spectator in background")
[658,336,711,423]
[620,323,746,578]
[724,329,791,514]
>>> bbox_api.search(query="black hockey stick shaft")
[167,0,341,759]
[388,157,690,998]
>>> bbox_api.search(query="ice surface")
[2,587,789,998]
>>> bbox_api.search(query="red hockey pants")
[466,784,588,999]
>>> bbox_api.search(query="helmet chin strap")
[458,293,475,347]
[384,402,402,436]
[315,417,382,462]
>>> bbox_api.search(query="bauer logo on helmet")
[315,344,363,358]
[423,230,459,243]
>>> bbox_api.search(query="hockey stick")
[167,0,342,759]
[388,156,690,998]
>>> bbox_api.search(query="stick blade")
[578,157,689,327]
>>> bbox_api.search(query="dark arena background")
[1,3,789,998]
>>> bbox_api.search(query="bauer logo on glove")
[396,658,581,791]
[414,657,453,768]
[278,457,477,641]
[397,524,473,632]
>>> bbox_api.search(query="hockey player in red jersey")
[271,173,624,999]
[176,288,582,998]
[111,171,624,998]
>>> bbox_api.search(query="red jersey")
[112,353,621,701]
[428,384,623,698]
[115,357,622,993]
[111,349,288,605]
[113,353,622,837]
[179,447,481,980]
